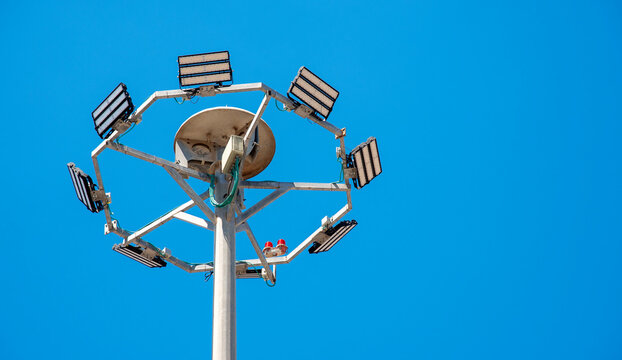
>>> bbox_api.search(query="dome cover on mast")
[173,107,276,179]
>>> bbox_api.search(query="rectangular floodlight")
[309,220,358,254]
[112,244,167,268]
[237,268,262,279]
[287,66,339,120]
[92,83,134,139]
[178,51,232,88]
[67,162,104,213]
[347,137,382,189]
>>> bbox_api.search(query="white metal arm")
[106,142,211,181]
[88,82,352,276]
[124,189,213,244]
[243,94,271,152]
[126,83,343,136]
[89,82,345,230]
[239,181,349,191]
[163,166,216,223]
[236,197,352,268]
[234,182,349,227]
[239,223,275,283]
[236,188,291,227]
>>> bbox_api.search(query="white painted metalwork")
[212,174,236,360]
[239,222,275,283]
[163,165,216,222]
[236,188,290,226]
[124,190,212,244]
[89,81,354,360]
[173,212,214,230]
[243,94,270,152]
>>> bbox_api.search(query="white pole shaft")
[212,174,236,360]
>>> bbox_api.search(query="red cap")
[264,241,273,248]
[277,239,286,246]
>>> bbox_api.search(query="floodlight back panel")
[309,220,358,253]
[67,162,103,213]
[348,137,382,189]
[92,83,134,139]
[287,66,339,120]
[178,51,233,88]
[112,244,167,268]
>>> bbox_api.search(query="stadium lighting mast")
[68,51,382,360]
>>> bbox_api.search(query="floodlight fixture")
[237,268,262,279]
[309,220,358,254]
[178,51,233,88]
[92,83,135,139]
[112,244,167,268]
[347,137,382,189]
[287,66,339,120]
[67,162,104,213]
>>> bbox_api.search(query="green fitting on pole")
[209,158,240,208]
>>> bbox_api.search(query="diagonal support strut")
[164,166,216,223]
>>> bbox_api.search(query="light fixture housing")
[237,268,262,279]
[112,244,167,268]
[347,137,382,189]
[67,162,104,213]
[309,220,358,254]
[287,66,339,120]
[178,51,233,88]
[92,82,135,139]
[222,135,244,173]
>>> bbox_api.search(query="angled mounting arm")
[163,166,216,223]
[235,188,291,228]
[106,142,210,181]
[125,188,213,244]
[237,201,352,268]
[91,154,113,225]
[87,81,352,280]
[239,223,275,283]
[235,181,349,228]
[239,181,349,191]
[103,222,197,273]
[243,94,271,153]
[119,82,343,137]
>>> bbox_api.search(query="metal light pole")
[71,54,381,360]
[212,174,236,360]
[87,85,356,359]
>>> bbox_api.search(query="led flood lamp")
[92,83,135,139]
[112,244,167,268]
[309,220,358,254]
[347,137,382,189]
[287,67,339,120]
[178,51,232,88]
[67,162,104,213]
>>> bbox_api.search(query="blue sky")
[1,1,621,359]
